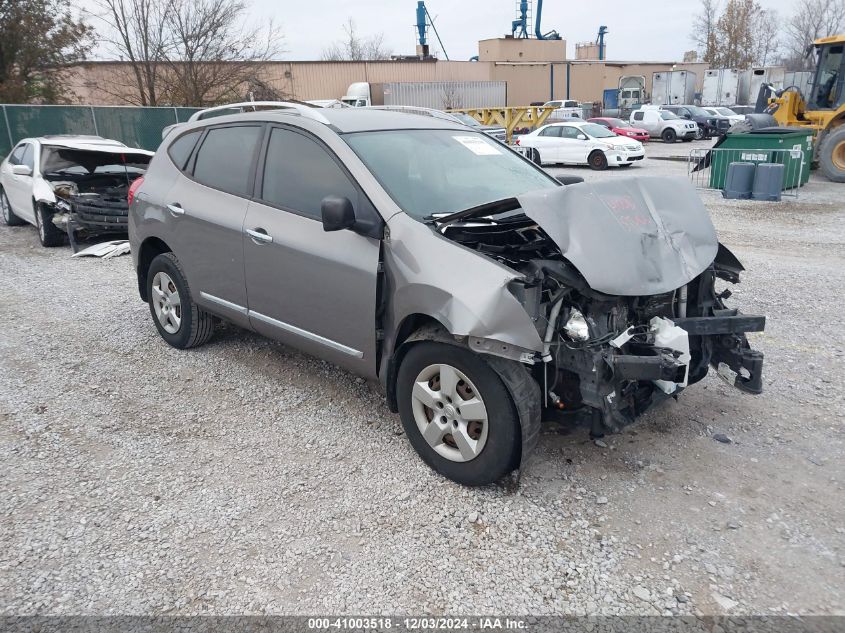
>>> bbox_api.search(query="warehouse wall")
[61,59,708,108]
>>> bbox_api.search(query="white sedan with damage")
[517,121,645,170]
[0,135,152,248]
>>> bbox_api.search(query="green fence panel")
[0,105,204,158]
[92,107,177,150]
[1,105,97,157]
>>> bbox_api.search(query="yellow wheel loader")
[761,35,845,182]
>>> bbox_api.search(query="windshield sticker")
[453,135,502,156]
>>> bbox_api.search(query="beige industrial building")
[63,37,707,107]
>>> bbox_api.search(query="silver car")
[129,107,765,486]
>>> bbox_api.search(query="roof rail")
[187,101,331,125]
[364,105,463,124]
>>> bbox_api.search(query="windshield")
[686,106,710,117]
[716,108,737,116]
[344,130,556,219]
[660,111,680,120]
[453,113,481,128]
[580,123,617,138]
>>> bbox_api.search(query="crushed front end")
[438,176,765,436]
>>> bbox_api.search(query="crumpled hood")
[517,176,718,296]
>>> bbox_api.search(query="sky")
[256,0,798,62]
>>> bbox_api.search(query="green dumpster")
[708,128,814,190]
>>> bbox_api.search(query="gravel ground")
[1,144,843,616]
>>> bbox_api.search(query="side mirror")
[321,195,356,232]
[556,175,584,185]
[12,164,32,176]
[576,134,588,140]
[683,113,692,119]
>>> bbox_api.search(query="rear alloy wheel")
[1,188,25,226]
[33,202,65,247]
[147,252,214,349]
[588,150,609,171]
[397,342,520,486]
[662,128,677,143]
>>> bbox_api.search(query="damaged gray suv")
[129,106,765,486]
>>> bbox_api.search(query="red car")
[588,117,650,142]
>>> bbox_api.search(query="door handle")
[167,203,185,216]
[246,228,273,244]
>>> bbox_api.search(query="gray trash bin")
[752,163,784,201]
[722,162,756,199]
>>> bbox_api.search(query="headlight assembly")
[563,309,590,342]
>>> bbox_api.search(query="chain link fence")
[0,105,202,157]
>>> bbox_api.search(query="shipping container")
[651,71,696,105]
[738,67,786,105]
[702,69,740,106]
[366,81,506,109]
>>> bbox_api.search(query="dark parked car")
[661,105,732,139]
[128,106,765,486]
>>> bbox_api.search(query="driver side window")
[20,145,34,171]
[8,143,26,165]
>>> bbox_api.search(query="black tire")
[33,202,66,247]
[146,252,214,349]
[588,150,608,171]
[1,188,25,226]
[694,127,704,140]
[530,148,542,165]
[819,126,845,183]
[662,128,677,143]
[396,342,521,486]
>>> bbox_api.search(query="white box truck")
[651,71,696,105]
[702,69,740,106]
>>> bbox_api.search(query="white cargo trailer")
[738,67,786,105]
[341,81,507,109]
[702,69,740,106]
[651,71,696,105]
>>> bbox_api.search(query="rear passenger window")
[167,130,201,171]
[260,128,357,220]
[539,126,561,137]
[193,126,262,196]
[633,111,644,121]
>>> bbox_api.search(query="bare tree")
[691,0,721,65]
[89,0,283,106]
[693,0,780,68]
[322,18,392,61]
[782,0,845,69]
[89,0,171,105]
[161,0,284,106]
[753,9,780,66]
